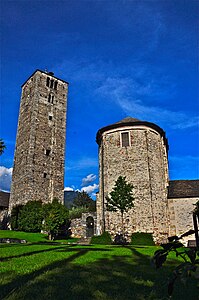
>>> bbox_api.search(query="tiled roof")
[168,180,199,198]
[114,117,141,124]
[0,191,10,208]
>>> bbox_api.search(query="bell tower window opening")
[50,79,54,88]
[54,81,58,90]
[48,94,54,104]
[121,132,130,147]
[46,77,50,87]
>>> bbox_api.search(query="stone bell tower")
[9,70,68,210]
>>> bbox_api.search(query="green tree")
[10,204,24,230]
[43,198,69,240]
[106,176,134,235]
[0,139,6,155]
[73,191,96,212]
[17,201,43,232]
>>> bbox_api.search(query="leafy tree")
[106,176,134,235]
[73,191,96,212]
[17,201,43,232]
[0,139,6,155]
[43,198,69,240]
[10,204,24,230]
[69,206,89,219]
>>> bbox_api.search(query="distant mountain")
[0,190,79,210]
[64,191,78,208]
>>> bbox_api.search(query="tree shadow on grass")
[1,246,198,300]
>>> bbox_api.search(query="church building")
[96,117,199,244]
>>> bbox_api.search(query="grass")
[0,230,198,300]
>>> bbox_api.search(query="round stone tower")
[96,117,169,243]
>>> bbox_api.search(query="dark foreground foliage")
[152,230,199,297]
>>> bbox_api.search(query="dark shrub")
[18,201,43,232]
[91,231,112,245]
[10,205,24,230]
[131,232,155,246]
[113,233,128,245]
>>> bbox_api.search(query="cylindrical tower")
[96,117,169,243]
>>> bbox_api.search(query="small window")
[54,81,58,90]
[51,95,54,104]
[49,115,52,121]
[48,94,51,103]
[46,77,50,87]
[121,132,130,147]
[45,149,51,156]
[43,173,47,178]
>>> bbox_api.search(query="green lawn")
[0,230,198,300]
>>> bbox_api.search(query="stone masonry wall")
[9,70,68,210]
[97,125,169,244]
[70,212,97,238]
[168,197,198,245]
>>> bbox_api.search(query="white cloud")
[64,187,74,192]
[81,183,99,194]
[0,166,13,192]
[81,174,97,186]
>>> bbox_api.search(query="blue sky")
[0,0,198,197]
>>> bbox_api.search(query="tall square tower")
[9,70,68,210]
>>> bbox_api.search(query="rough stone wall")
[71,212,97,238]
[70,218,85,238]
[168,197,198,244]
[97,125,169,244]
[9,70,68,210]
[0,209,8,229]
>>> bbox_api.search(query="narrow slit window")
[46,77,50,87]
[121,132,130,147]
[43,172,47,178]
[45,149,51,156]
[48,94,51,103]
[51,95,54,104]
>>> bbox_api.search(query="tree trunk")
[121,211,124,236]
